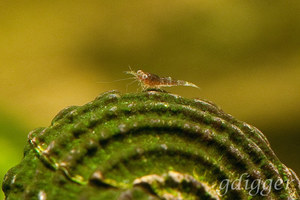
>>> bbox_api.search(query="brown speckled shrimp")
[125,69,199,90]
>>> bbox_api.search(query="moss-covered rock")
[2,90,300,199]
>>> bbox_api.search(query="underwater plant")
[2,90,299,199]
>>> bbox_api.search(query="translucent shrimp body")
[125,69,199,90]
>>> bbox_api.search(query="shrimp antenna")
[97,77,135,84]
[124,66,137,76]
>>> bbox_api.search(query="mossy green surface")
[2,90,300,199]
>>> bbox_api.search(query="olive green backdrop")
[1,1,299,199]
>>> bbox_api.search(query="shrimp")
[125,69,199,90]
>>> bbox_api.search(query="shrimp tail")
[177,80,200,89]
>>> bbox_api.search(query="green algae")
[2,90,300,200]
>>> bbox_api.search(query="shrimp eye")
[142,74,148,79]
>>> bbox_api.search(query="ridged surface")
[2,90,300,200]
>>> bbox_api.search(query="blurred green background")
[0,1,299,199]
